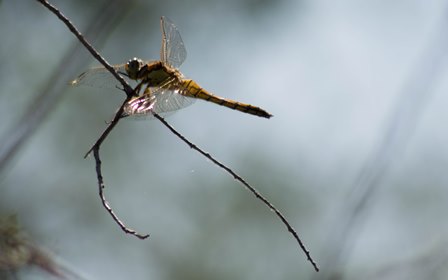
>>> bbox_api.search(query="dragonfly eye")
[125,57,144,80]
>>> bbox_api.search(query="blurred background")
[1,0,448,279]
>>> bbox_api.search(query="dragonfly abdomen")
[181,79,272,119]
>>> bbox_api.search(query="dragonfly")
[71,16,272,119]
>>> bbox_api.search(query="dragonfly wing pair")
[124,77,195,117]
[122,16,193,117]
[71,16,272,119]
[70,63,127,89]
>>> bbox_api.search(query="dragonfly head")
[125,57,144,80]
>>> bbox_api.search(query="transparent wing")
[70,63,128,89]
[160,16,187,68]
[124,80,195,117]
[152,87,195,114]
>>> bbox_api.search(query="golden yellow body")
[72,17,272,119]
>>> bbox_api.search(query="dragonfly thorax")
[139,61,178,87]
[125,58,176,87]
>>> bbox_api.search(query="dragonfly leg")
[133,81,147,97]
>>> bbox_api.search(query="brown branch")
[0,0,128,173]
[35,0,148,239]
[92,148,149,239]
[84,101,128,159]
[35,0,133,97]
[153,113,319,272]
[36,0,318,270]
[88,99,149,239]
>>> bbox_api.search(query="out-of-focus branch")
[0,215,92,279]
[316,5,448,280]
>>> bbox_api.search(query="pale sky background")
[1,0,448,279]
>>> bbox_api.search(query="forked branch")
[36,0,318,271]
[36,0,148,239]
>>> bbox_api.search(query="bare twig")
[153,113,319,271]
[0,0,129,173]
[36,0,318,270]
[84,101,128,159]
[88,98,149,239]
[35,0,134,98]
[35,0,148,239]
[92,148,149,239]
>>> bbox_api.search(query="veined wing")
[160,16,187,68]
[123,78,194,116]
[70,63,128,89]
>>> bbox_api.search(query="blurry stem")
[0,215,93,279]
[316,5,448,279]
